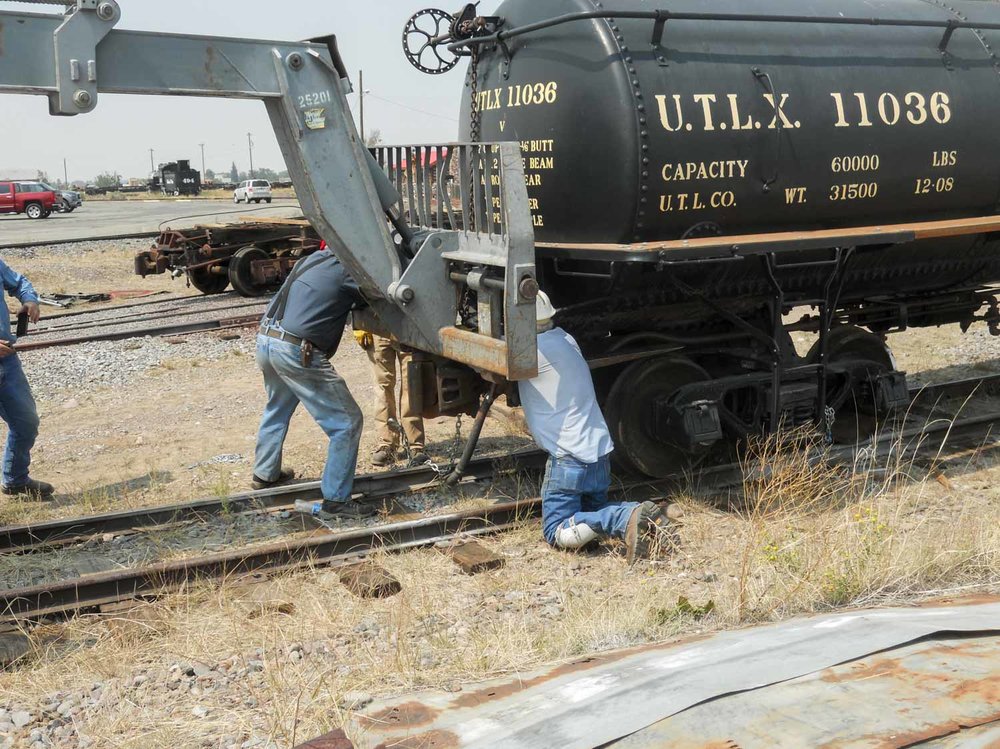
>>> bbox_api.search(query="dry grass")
[1,429,997,747]
[722,424,999,622]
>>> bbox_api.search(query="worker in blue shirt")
[0,259,53,499]
[518,292,671,563]
[252,247,375,521]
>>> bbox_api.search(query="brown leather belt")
[261,326,327,365]
[261,326,306,347]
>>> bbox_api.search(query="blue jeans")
[254,334,363,503]
[541,454,637,545]
[0,356,40,488]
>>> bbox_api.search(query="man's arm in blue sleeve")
[0,259,40,305]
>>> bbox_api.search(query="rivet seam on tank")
[917,0,1000,75]
[591,0,649,239]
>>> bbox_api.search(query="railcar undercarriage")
[550,247,999,477]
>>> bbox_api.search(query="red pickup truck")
[0,181,57,219]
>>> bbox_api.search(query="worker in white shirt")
[518,292,670,563]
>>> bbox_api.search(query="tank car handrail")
[448,9,1000,54]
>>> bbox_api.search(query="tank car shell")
[461,0,1000,245]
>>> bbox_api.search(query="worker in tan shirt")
[355,332,427,467]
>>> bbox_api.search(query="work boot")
[251,468,295,490]
[2,478,55,499]
[624,501,665,565]
[407,452,430,468]
[371,445,395,467]
[320,500,379,520]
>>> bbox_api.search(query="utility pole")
[149,148,155,174]
[359,69,365,143]
[199,143,206,177]
[63,158,68,187]
[247,132,255,179]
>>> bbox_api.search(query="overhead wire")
[363,92,459,124]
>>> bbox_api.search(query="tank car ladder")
[760,248,854,439]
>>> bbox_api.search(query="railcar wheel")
[604,356,713,478]
[229,246,274,297]
[188,267,230,295]
[808,326,896,442]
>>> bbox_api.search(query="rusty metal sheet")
[344,599,1000,749]
[922,721,1000,748]
[613,635,1000,748]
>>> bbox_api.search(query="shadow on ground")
[52,470,174,505]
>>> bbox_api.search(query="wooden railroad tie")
[448,541,505,575]
[338,563,401,599]
[0,633,31,668]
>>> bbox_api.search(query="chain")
[425,414,464,479]
[467,46,482,233]
[468,46,482,144]
[389,417,411,463]
[824,406,836,444]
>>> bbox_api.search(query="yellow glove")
[354,330,374,349]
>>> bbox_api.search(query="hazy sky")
[3,0,473,182]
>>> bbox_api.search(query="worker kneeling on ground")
[0,259,52,500]
[518,292,670,563]
[252,245,375,521]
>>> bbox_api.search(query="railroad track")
[0,450,548,555]
[0,373,996,625]
[14,291,272,351]
[30,299,269,336]
[4,372,995,556]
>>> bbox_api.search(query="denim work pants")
[0,356,40,488]
[541,454,637,545]
[254,334,363,503]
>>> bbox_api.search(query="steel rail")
[910,372,1000,402]
[7,293,175,326]
[14,313,263,352]
[0,408,996,623]
[0,499,541,622]
[0,450,547,554]
[28,298,269,337]
[0,231,161,252]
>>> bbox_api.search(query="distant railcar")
[158,160,201,196]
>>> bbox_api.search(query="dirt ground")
[0,245,997,748]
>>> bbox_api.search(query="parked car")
[39,183,83,213]
[0,181,57,219]
[233,179,272,204]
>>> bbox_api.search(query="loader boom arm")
[0,1,538,379]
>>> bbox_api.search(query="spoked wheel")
[402,9,461,74]
[808,326,896,443]
[604,356,714,478]
[188,267,230,295]
[229,246,275,297]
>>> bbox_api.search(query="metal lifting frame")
[0,0,538,379]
